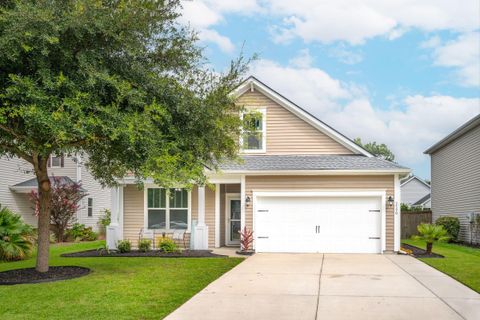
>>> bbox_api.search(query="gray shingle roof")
[218,155,408,172]
[11,176,86,191]
[413,193,431,206]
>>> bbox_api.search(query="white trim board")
[233,76,373,157]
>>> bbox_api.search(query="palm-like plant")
[0,205,34,261]
[413,223,450,254]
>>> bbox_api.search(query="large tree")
[354,138,395,162]
[0,0,247,272]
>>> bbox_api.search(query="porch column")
[107,186,119,249]
[215,183,220,248]
[193,185,209,249]
[394,174,401,252]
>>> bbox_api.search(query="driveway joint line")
[314,254,325,320]
[386,255,467,320]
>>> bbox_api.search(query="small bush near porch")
[403,239,480,293]
[0,241,243,319]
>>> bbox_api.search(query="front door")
[226,194,241,246]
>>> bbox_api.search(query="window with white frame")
[49,154,63,168]
[147,188,189,230]
[241,109,266,152]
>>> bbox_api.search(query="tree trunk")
[35,159,51,273]
[426,242,433,255]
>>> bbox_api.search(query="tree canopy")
[0,0,249,271]
[354,138,395,162]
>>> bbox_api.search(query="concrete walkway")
[166,253,480,320]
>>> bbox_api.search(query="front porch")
[107,177,246,251]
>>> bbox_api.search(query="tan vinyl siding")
[236,91,354,155]
[430,124,480,243]
[205,186,216,248]
[122,185,144,246]
[245,175,395,251]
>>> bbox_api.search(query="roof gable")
[425,114,480,154]
[400,175,431,189]
[233,76,372,157]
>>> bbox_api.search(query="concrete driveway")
[166,254,480,320]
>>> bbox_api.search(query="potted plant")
[236,227,254,255]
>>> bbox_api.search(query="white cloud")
[180,0,262,53]
[430,32,480,87]
[250,59,480,170]
[199,29,235,53]
[250,59,352,113]
[420,35,441,49]
[288,49,313,68]
[265,0,480,45]
[328,45,363,65]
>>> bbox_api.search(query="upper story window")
[146,188,189,230]
[48,154,64,168]
[241,109,266,153]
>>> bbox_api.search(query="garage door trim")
[252,190,387,253]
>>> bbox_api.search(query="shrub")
[412,223,450,254]
[97,243,110,256]
[435,216,460,241]
[138,239,151,252]
[67,223,98,242]
[238,226,254,251]
[157,237,178,253]
[98,209,111,235]
[30,176,86,242]
[0,205,34,261]
[117,239,131,253]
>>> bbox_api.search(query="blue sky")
[180,1,480,179]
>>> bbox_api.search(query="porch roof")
[218,155,409,173]
[9,176,86,193]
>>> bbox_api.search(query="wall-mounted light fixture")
[245,196,251,207]
[387,196,394,207]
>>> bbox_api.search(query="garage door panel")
[255,196,382,253]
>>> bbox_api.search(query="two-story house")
[0,154,111,230]
[107,77,410,253]
[425,114,480,243]
[400,175,431,209]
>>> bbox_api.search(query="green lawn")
[403,239,480,293]
[0,241,243,320]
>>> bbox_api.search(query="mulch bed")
[0,266,91,285]
[61,249,227,258]
[401,243,444,258]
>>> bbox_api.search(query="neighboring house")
[425,114,480,243]
[0,154,111,230]
[107,76,410,253]
[400,175,431,209]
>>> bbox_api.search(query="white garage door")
[255,196,382,253]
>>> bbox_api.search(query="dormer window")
[241,109,266,153]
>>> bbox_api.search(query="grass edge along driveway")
[403,239,480,293]
[0,241,243,320]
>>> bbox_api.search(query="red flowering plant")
[238,226,254,252]
[30,177,86,242]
